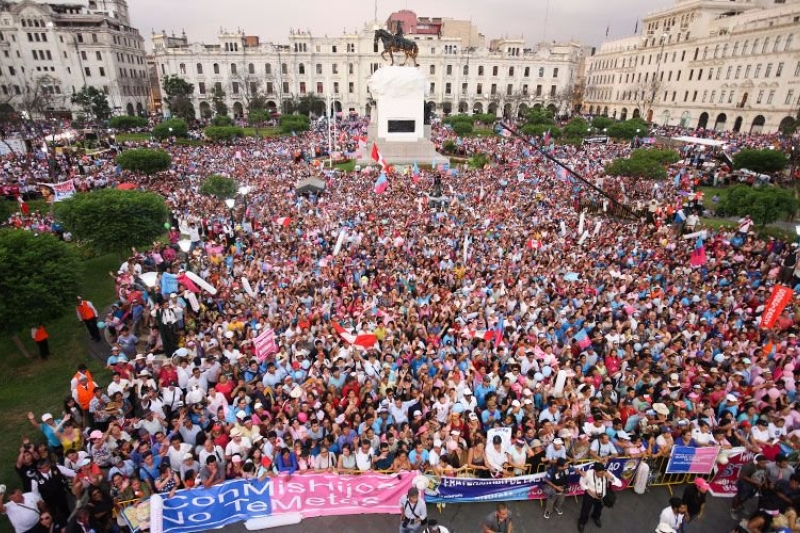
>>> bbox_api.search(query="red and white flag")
[332,321,378,350]
[273,217,292,227]
[371,143,389,171]
[17,196,29,215]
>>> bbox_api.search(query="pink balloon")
[767,388,781,400]
[297,412,308,423]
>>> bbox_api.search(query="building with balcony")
[0,0,150,117]
[150,13,585,120]
[583,0,800,133]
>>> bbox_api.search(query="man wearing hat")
[399,486,427,533]
[682,477,709,522]
[577,462,622,533]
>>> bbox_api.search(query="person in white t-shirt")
[485,435,509,477]
[0,488,42,533]
[354,440,374,471]
[165,435,193,471]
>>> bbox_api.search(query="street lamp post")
[237,185,251,223]
[225,198,236,226]
[177,239,191,270]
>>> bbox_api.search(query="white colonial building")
[0,0,149,117]
[583,0,800,133]
[150,13,585,120]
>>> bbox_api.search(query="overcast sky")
[129,0,674,50]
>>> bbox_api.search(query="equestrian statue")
[374,21,419,67]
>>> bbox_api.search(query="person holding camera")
[399,487,427,533]
[577,462,622,533]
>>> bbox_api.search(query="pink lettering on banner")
[270,473,415,518]
[254,327,278,362]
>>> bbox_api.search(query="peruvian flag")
[543,130,551,146]
[371,142,389,171]
[17,196,29,215]
[332,321,378,349]
[273,217,292,227]
[460,326,495,342]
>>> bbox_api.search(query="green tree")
[733,149,789,174]
[520,124,560,139]
[473,113,497,125]
[109,115,148,130]
[211,86,228,117]
[630,148,680,165]
[71,86,111,123]
[162,75,196,123]
[248,110,271,136]
[199,174,237,199]
[452,121,473,136]
[247,92,269,113]
[605,157,667,180]
[563,117,590,138]
[607,118,649,140]
[468,153,490,169]
[716,185,798,227]
[116,148,172,175]
[591,116,614,130]
[524,108,556,126]
[55,189,169,255]
[278,114,310,134]
[442,140,457,154]
[0,230,82,356]
[285,93,325,116]
[203,126,245,142]
[211,114,234,127]
[152,118,188,140]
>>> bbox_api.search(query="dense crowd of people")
[0,114,799,533]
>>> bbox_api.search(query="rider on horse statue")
[393,21,405,48]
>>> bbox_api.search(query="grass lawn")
[469,127,498,138]
[115,132,152,142]
[333,159,356,172]
[242,127,282,138]
[0,252,116,510]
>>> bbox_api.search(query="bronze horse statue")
[374,28,419,67]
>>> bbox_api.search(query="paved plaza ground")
[220,486,739,533]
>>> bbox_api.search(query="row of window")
[116,52,144,65]
[179,61,560,79]
[290,42,357,54]
[26,32,48,43]
[590,59,800,89]
[592,33,796,72]
[31,49,53,61]
[588,86,800,109]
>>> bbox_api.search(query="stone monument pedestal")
[357,66,449,167]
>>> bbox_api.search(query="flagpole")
[327,81,332,169]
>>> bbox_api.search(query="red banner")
[760,284,793,329]
[708,447,754,497]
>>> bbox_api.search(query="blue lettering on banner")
[425,458,640,504]
[161,479,272,533]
